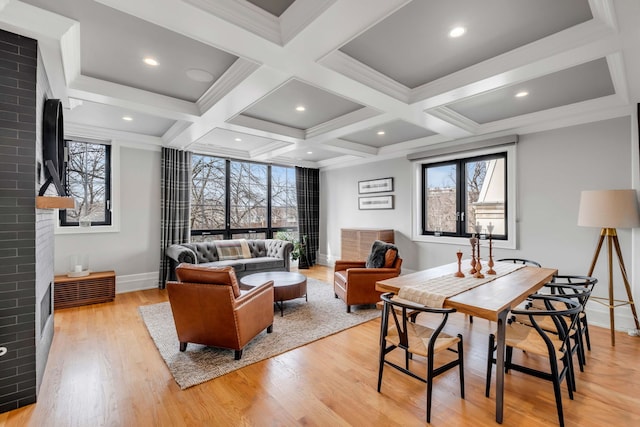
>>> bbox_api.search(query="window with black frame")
[60,140,112,226]
[422,152,507,238]
[190,154,297,241]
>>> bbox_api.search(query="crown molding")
[319,51,410,103]
[69,75,201,121]
[280,0,336,45]
[305,106,380,140]
[162,121,192,145]
[184,0,281,45]
[427,107,480,135]
[197,58,261,113]
[248,140,292,159]
[478,94,628,135]
[65,122,163,150]
[321,139,377,157]
[227,114,305,139]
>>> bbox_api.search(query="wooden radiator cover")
[54,271,116,309]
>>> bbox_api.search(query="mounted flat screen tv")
[38,98,66,196]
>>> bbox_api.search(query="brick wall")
[0,28,38,413]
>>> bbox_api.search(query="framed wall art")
[358,177,393,194]
[359,195,394,210]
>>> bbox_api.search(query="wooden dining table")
[376,262,557,424]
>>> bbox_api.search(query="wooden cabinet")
[54,271,116,309]
[341,228,394,261]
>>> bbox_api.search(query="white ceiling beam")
[68,75,201,121]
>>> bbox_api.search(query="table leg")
[495,309,508,424]
[275,300,284,317]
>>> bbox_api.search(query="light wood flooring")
[1,265,639,426]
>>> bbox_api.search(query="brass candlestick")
[455,250,465,277]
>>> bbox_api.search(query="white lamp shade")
[578,189,640,228]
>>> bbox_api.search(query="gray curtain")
[159,147,191,288]
[295,167,319,268]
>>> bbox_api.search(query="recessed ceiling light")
[186,68,214,83]
[307,151,313,154]
[122,116,133,121]
[515,91,529,98]
[234,138,242,142]
[295,106,306,112]
[449,26,466,38]
[377,130,385,136]
[143,57,159,66]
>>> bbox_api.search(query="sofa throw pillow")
[366,240,398,268]
[216,239,251,261]
[384,247,398,268]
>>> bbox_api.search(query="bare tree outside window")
[191,155,225,230]
[230,161,267,228]
[271,166,297,228]
[190,155,297,239]
[61,140,111,226]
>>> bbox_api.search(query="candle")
[74,264,82,273]
[487,222,494,234]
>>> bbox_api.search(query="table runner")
[398,262,525,307]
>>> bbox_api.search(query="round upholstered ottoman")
[240,272,307,316]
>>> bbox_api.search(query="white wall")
[320,116,638,330]
[54,145,161,292]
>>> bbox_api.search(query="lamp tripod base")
[588,228,640,346]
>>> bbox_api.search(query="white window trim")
[411,144,517,249]
[55,142,120,235]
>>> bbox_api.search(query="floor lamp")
[578,189,640,346]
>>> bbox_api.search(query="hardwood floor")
[1,265,639,426]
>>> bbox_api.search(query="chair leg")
[458,335,465,399]
[426,354,434,423]
[550,357,566,427]
[505,346,513,373]
[486,334,495,397]
[377,343,386,392]
[234,349,243,360]
[583,317,591,351]
[179,342,187,352]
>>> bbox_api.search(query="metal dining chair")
[377,292,465,423]
[496,257,542,267]
[525,275,597,372]
[486,294,582,427]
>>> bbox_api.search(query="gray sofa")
[165,239,294,281]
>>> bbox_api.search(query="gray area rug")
[139,278,380,389]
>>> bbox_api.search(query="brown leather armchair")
[334,256,402,313]
[167,263,274,360]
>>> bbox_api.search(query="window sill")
[411,234,516,250]
[54,224,120,235]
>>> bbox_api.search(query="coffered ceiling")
[2,0,638,169]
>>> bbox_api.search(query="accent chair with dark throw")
[334,240,402,313]
[166,264,274,360]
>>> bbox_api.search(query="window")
[413,143,516,248]
[60,140,112,226]
[190,155,297,241]
[423,153,506,238]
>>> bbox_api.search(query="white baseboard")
[586,303,639,332]
[316,252,335,267]
[116,271,159,294]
